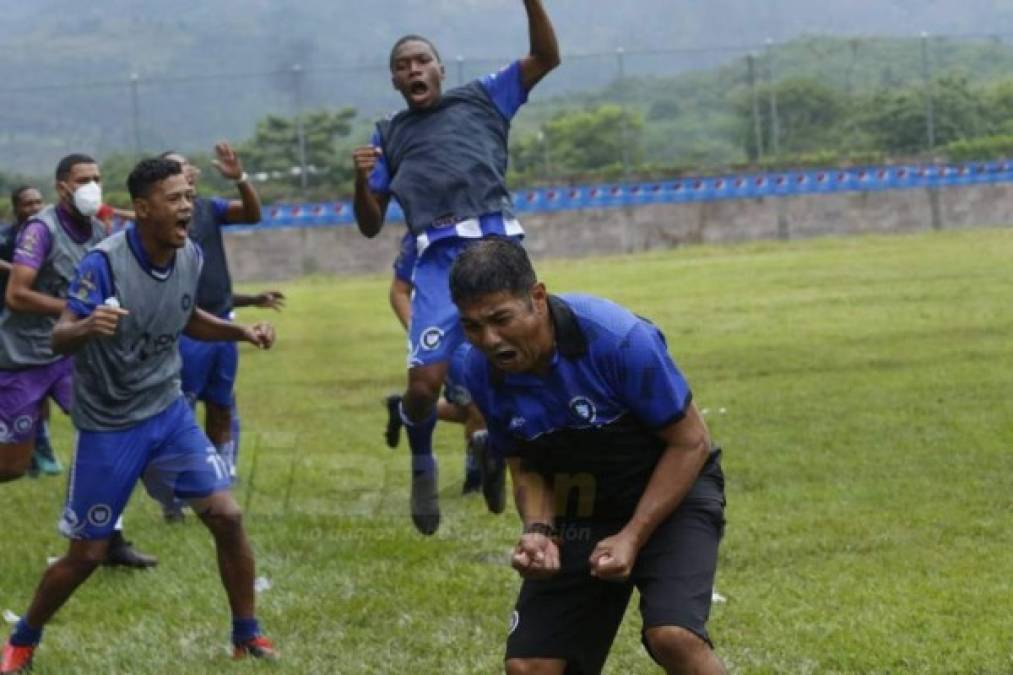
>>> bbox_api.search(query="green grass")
[2,228,1012,673]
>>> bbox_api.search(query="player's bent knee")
[0,443,34,481]
[644,626,714,672]
[504,658,567,675]
[194,497,244,534]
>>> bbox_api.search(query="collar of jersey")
[127,224,175,280]
[493,295,588,387]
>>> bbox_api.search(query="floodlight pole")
[292,63,309,199]
[920,32,937,152]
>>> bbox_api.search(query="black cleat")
[410,470,440,535]
[104,531,158,569]
[384,394,403,449]
[473,431,506,515]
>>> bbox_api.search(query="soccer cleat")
[32,442,62,476]
[410,470,440,535]
[1,641,34,674]
[233,635,278,660]
[162,504,186,524]
[472,431,506,515]
[462,440,481,495]
[384,394,403,448]
[103,533,158,569]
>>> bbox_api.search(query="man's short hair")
[55,153,97,182]
[389,34,442,70]
[158,150,183,162]
[449,237,537,305]
[10,185,36,209]
[127,158,183,200]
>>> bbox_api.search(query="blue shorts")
[59,397,231,540]
[443,343,474,407]
[408,236,520,369]
[180,334,238,407]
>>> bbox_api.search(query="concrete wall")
[224,183,1013,282]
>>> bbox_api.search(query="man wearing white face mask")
[0,154,157,568]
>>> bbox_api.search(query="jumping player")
[352,0,559,534]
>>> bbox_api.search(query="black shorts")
[505,450,725,674]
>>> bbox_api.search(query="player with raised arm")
[353,0,559,534]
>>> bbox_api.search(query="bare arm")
[518,0,561,91]
[508,456,561,578]
[5,264,65,316]
[183,307,275,348]
[51,305,129,355]
[224,180,262,224]
[389,277,412,330]
[232,290,285,311]
[352,147,390,238]
[590,404,712,580]
[211,141,262,224]
[0,260,11,274]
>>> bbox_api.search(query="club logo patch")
[87,504,113,527]
[59,507,83,537]
[569,397,597,423]
[420,327,444,351]
[508,610,520,635]
[13,415,33,435]
[508,417,526,432]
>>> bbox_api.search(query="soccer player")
[160,146,282,511]
[352,0,560,534]
[0,186,61,476]
[0,158,278,674]
[384,232,505,511]
[449,238,728,674]
[0,156,155,568]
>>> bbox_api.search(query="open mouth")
[409,81,429,97]
[175,217,191,236]
[493,349,518,367]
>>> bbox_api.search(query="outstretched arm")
[518,0,561,91]
[184,307,275,348]
[232,290,285,311]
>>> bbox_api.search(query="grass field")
[2,227,1011,674]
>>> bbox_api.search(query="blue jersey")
[462,294,694,522]
[392,231,417,283]
[369,61,528,256]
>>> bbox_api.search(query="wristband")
[234,172,249,185]
[524,522,557,538]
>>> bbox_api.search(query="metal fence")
[8,33,1013,191]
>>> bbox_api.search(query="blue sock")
[232,617,261,645]
[401,402,436,475]
[10,618,42,647]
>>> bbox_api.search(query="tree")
[239,108,357,201]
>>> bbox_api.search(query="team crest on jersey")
[181,293,192,311]
[420,326,443,350]
[87,504,113,527]
[569,397,597,423]
[508,416,526,432]
[75,272,97,301]
[13,415,33,435]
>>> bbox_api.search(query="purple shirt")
[13,205,97,270]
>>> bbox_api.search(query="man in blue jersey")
[449,238,728,675]
[384,232,505,510]
[160,146,283,521]
[352,0,560,534]
[0,158,277,674]
[0,186,62,476]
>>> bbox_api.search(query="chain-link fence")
[7,33,1013,196]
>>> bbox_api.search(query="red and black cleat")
[233,635,278,661]
[1,641,35,674]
